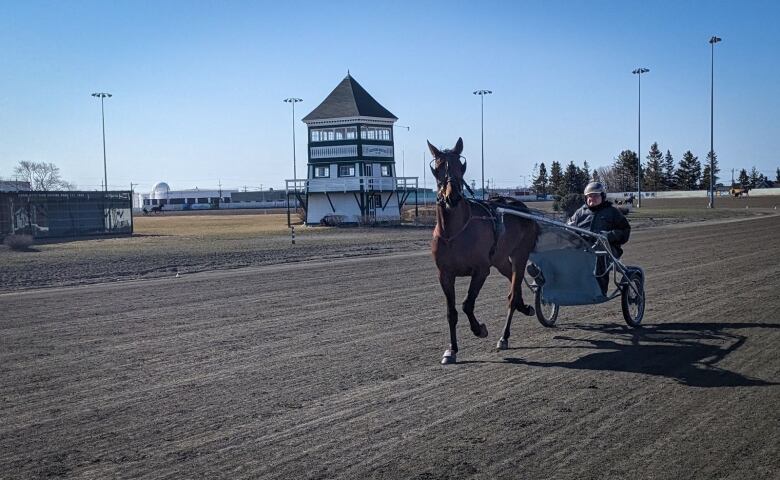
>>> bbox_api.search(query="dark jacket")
[568,200,631,257]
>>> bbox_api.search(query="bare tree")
[596,165,621,192]
[13,161,75,191]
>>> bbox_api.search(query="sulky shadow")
[504,322,780,388]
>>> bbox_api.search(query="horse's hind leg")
[462,268,490,339]
[497,258,534,351]
[438,270,459,364]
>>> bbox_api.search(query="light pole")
[708,36,722,208]
[473,89,492,199]
[631,68,649,207]
[284,98,303,186]
[91,92,112,192]
[395,125,410,178]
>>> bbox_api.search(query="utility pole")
[708,35,722,208]
[473,90,492,199]
[91,92,112,192]
[284,97,303,186]
[632,68,649,208]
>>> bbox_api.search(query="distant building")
[0,180,31,192]
[293,74,417,224]
[134,182,290,211]
[136,182,237,210]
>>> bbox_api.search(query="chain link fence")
[0,191,133,240]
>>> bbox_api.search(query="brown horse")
[429,138,540,364]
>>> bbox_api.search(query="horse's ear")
[427,140,441,158]
[462,159,467,173]
[453,137,463,156]
[430,166,437,178]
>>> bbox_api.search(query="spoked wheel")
[621,270,645,327]
[534,286,560,327]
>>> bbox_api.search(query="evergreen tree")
[644,142,664,192]
[700,151,720,190]
[549,161,563,197]
[663,150,676,190]
[562,161,581,195]
[776,167,780,182]
[675,151,701,190]
[577,161,591,193]
[592,169,600,183]
[532,162,549,195]
[749,166,761,188]
[613,150,639,192]
[738,168,750,187]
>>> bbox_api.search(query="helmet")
[584,181,605,195]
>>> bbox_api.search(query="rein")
[431,153,500,253]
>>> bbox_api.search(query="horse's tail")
[531,218,541,251]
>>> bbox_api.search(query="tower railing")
[286,176,418,194]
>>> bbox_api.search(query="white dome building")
[151,182,171,200]
[136,181,243,211]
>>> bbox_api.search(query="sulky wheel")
[621,270,645,327]
[534,286,560,327]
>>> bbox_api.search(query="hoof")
[478,323,489,338]
[441,349,457,365]
[523,306,535,317]
[496,338,508,350]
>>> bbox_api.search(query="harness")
[432,198,503,259]
[431,152,532,258]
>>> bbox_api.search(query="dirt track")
[1,215,779,479]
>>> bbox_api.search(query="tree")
[663,150,676,190]
[532,162,549,196]
[700,151,720,190]
[596,165,620,192]
[675,151,701,190]
[13,161,75,191]
[562,161,582,195]
[749,166,761,188]
[549,161,563,197]
[613,150,639,192]
[644,142,664,192]
[738,168,749,187]
[592,169,601,183]
[776,167,780,183]
[578,161,591,192]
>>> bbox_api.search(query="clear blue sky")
[1,0,778,192]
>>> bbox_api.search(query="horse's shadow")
[502,322,779,388]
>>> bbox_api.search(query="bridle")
[431,153,471,208]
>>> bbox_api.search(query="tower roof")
[302,74,397,122]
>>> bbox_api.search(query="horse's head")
[428,137,467,208]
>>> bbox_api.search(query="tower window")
[361,126,391,141]
[339,165,355,177]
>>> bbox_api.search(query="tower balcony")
[286,176,418,194]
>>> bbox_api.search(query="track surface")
[2,216,779,479]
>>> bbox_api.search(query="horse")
[429,138,540,364]
[150,204,164,214]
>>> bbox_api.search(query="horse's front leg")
[439,270,459,365]
[462,267,490,339]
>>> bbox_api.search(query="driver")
[568,181,631,257]
[568,182,631,294]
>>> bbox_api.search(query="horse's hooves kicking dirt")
[441,350,457,364]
